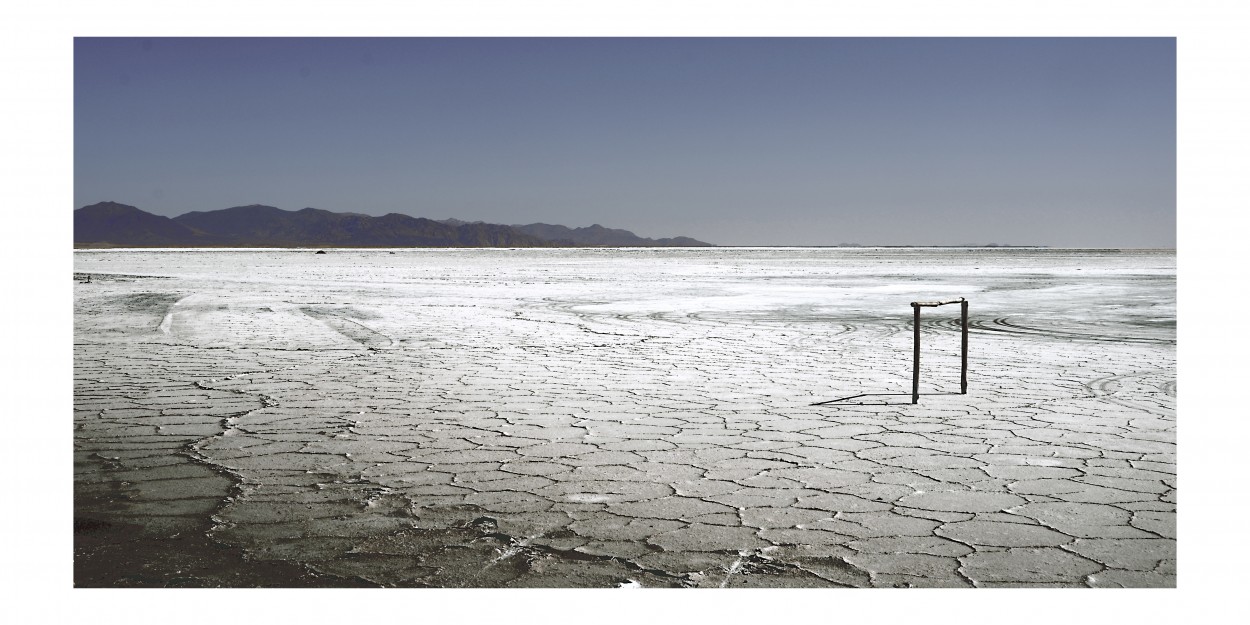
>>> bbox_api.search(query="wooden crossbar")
[911,298,965,307]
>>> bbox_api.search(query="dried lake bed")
[72,248,1176,587]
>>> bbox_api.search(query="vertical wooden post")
[960,298,969,394]
[912,303,921,404]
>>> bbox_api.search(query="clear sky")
[74,37,1175,246]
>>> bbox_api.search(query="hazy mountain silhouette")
[512,223,711,247]
[172,205,552,247]
[74,202,712,248]
[74,201,216,247]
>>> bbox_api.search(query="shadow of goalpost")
[812,297,968,406]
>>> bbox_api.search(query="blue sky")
[74,37,1175,246]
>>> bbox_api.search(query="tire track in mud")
[157,293,198,334]
[533,296,884,353]
[1083,370,1176,413]
[959,316,1174,346]
[531,296,970,371]
[509,297,662,345]
[300,306,398,349]
[1160,380,1176,398]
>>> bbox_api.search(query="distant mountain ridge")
[511,223,710,247]
[171,204,547,247]
[74,202,712,248]
[73,202,212,247]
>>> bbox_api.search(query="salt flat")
[72,248,1176,587]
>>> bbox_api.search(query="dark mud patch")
[74,457,375,588]
[75,515,376,588]
[111,292,182,313]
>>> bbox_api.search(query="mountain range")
[73,202,712,248]
[509,223,708,247]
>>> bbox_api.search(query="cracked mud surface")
[73,248,1175,587]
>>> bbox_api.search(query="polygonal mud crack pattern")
[74,249,1175,587]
